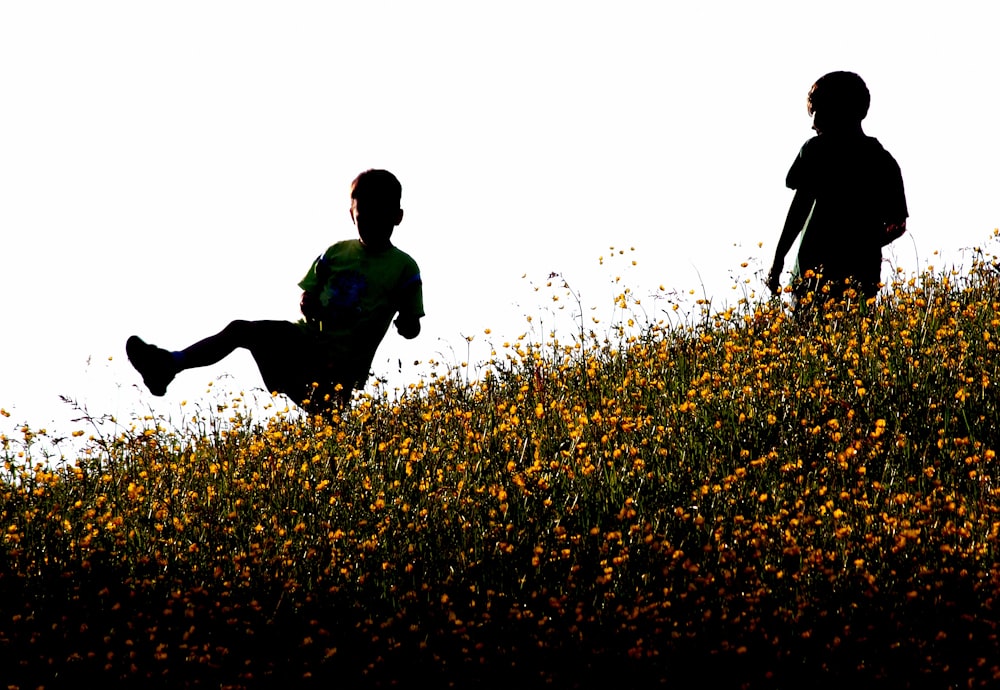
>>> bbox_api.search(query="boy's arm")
[299,253,331,324]
[395,315,421,339]
[301,290,322,323]
[393,264,424,339]
[767,189,814,294]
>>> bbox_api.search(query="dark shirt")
[786,133,908,291]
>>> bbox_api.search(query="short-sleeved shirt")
[298,239,423,379]
[787,134,908,292]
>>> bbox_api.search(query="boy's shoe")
[126,336,177,396]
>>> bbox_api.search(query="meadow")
[4,241,1000,689]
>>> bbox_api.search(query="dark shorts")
[236,320,364,408]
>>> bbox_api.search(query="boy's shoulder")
[324,240,420,274]
[389,244,419,266]
[322,239,363,257]
[798,133,890,158]
[385,245,421,280]
[789,134,898,188]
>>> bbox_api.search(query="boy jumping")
[127,169,424,410]
[766,71,908,306]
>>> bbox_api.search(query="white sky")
[2,1,998,442]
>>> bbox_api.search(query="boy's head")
[350,169,404,249]
[807,71,870,133]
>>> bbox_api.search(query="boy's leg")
[128,320,306,398]
[126,336,178,396]
[176,320,314,400]
[128,320,355,407]
[173,320,267,369]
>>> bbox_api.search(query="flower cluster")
[4,237,1000,687]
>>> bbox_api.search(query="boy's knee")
[223,320,254,338]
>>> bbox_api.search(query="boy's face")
[810,109,862,136]
[811,110,827,135]
[350,197,403,249]
[808,86,827,134]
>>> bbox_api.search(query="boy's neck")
[360,238,393,252]
[819,123,865,137]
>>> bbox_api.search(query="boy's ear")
[395,209,404,226]
[349,207,356,224]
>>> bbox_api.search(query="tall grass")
[4,240,1000,688]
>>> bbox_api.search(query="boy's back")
[788,132,907,291]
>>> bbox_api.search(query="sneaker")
[126,336,177,396]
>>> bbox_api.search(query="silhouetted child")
[766,71,908,307]
[126,169,424,410]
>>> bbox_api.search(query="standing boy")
[766,71,908,306]
[126,169,424,410]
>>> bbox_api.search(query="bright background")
[2,1,998,442]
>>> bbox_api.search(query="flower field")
[5,248,1000,688]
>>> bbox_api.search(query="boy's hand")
[301,291,322,322]
[765,264,782,295]
[883,221,907,246]
[395,315,421,339]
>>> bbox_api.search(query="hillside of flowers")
[4,243,1000,688]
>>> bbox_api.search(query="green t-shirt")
[298,239,423,376]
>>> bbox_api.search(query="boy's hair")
[806,71,870,124]
[351,169,402,208]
